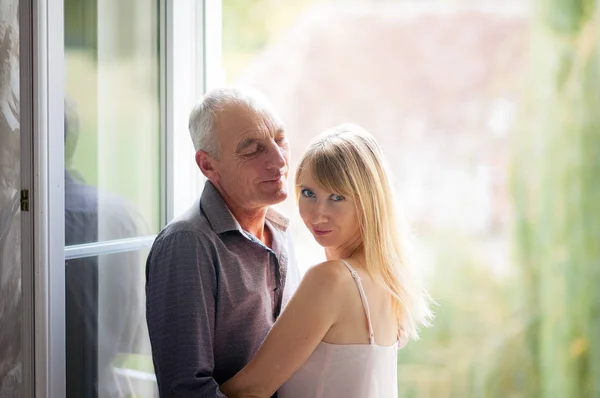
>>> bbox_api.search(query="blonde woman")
[221,123,432,398]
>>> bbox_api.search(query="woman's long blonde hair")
[295,123,433,340]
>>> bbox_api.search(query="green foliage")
[221,0,321,80]
[540,0,595,34]
[222,0,272,53]
[510,0,600,396]
[396,231,514,397]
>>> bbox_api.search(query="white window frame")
[33,0,221,396]
[170,0,223,220]
[34,0,66,396]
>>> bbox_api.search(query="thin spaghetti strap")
[397,326,409,349]
[340,260,375,345]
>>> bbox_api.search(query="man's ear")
[195,150,219,182]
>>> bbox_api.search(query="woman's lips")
[313,229,332,236]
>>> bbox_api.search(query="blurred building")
[238,3,529,237]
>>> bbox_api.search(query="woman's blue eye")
[301,189,315,198]
[331,194,345,202]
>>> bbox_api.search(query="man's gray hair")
[188,86,281,158]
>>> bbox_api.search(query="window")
[64,0,160,395]
[62,0,208,395]
[219,1,528,396]
[0,0,24,395]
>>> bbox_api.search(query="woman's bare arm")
[220,262,344,398]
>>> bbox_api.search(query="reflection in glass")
[0,0,22,394]
[64,97,155,397]
[66,250,154,397]
[64,98,149,245]
[64,0,161,238]
[64,0,160,396]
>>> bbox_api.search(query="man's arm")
[146,230,226,397]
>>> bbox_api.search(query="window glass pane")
[64,0,161,244]
[0,0,22,395]
[66,249,155,397]
[64,0,159,396]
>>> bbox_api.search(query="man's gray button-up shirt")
[146,181,300,397]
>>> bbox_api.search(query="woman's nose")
[309,201,330,225]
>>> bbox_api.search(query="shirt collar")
[200,180,289,234]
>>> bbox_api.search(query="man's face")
[208,103,290,210]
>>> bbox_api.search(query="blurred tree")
[222,0,272,54]
[222,0,322,80]
[512,0,600,397]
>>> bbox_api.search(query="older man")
[146,86,300,397]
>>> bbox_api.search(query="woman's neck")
[325,239,364,263]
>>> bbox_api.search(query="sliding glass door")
[33,0,212,395]
[63,0,160,396]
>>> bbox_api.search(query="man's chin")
[269,189,288,204]
[260,187,288,206]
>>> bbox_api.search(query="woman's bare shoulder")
[301,260,352,291]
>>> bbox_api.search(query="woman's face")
[297,170,362,255]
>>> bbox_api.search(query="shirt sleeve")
[145,230,226,397]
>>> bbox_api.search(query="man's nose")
[265,140,287,170]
